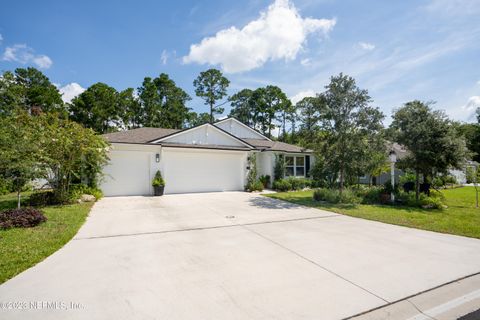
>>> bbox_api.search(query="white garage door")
[162,149,246,194]
[101,151,151,196]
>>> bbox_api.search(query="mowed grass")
[0,192,92,284]
[265,186,480,239]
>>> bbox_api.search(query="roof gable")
[152,123,253,149]
[214,118,271,141]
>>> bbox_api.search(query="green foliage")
[29,191,57,207]
[457,123,480,163]
[0,68,64,116]
[383,179,399,194]
[259,175,271,188]
[399,171,416,185]
[152,171,165,187]
[466,166,479,184]
[272,179,292,192]
[39,114,109,202]
[70,82,119,133]
[246,153,258,190]
[139,74,191,128]
[285,177,312,190]
[0,110,45,208]
[193,68,230,123]
[229,89,254,126]
[389,101,468,199]
[316,73,385,192]
[117,88,143,129]
[313,188,361,204]
[354,186,385,204]
[186,111,210,127]
[68,184,103,202]
[0,178,13,195]
[397,191,445,209]
[274,154,285,181]
[432,175,457,188]
[246,180,264,192]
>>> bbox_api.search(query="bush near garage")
[313,188,361,204]
[0,207,47,229]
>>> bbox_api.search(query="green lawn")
[265,186,480,239]
[0,192,92,284]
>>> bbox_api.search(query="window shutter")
[305,155,310,177]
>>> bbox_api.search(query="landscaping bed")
[0,192,93,284]
[265,186,480,239]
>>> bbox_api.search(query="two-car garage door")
[101,148,246,196]
[162,149,246,194]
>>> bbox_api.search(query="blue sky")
[1,0,479,124]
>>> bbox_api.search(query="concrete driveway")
[1,192,480,320]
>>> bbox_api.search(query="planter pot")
[153,185,165,196]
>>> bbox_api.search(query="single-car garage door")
[101,151,151,196]
[162,148,246,194]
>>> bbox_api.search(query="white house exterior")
[100,118,313,196]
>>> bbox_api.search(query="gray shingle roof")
[103,127,180,143]
[103,127,312,153]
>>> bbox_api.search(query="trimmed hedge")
[0,208,47,229]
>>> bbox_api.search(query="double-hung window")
[285,155,305,177]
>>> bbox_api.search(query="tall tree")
[263,85,289,138]
[193,68,230,123]
[229,89,254,126]
[296,96,320,145]
[389,101,468,200]
[69,82,119,133]
[317,73,384,194]
[138,73,191,128]
[117,88,142,129]
[0,67,64,116]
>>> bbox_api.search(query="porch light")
[156,153,160,163]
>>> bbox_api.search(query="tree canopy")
[193,68,229,123]
[389,100,468,199]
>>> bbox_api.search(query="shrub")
[355,186,384,204]
[273,154,285,181]
[272,179,292,192]
[397,191,445,209]
[259,175,271,188]
[0,178,13,195]
[246,180,264,192]
[152,170,165,187]
[313,188,361,204]
[0,208,47,229]
[68,184,103,203]
[383,180,399,195]
[29,191,58,206]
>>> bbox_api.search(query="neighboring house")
[358,142,409,185]
[101,118,313,196]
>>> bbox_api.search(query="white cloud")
[0,34,3,44]
[32,55,53,69]
[2,44,53,69]
[300,58,311,66]
[59,83,85,103]
[462,96,480,111]
[183,0,336,73]
[358,42,375,50]
[290,89,315,105]
[161,50,168,65]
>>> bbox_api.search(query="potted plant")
[152,170,165,196]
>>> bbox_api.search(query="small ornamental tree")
[39,113,110,202]
[0,111,44,208]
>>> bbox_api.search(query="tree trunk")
[210,102,214,123]
[415,168,420,201]
[17,190,21,209]
[339,165,344,195]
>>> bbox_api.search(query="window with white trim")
[285,155,305,177]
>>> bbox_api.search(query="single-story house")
[101,118,313,196]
